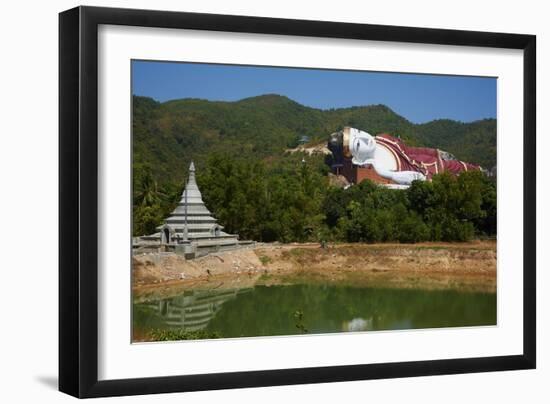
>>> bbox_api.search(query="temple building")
[134,162,253,258]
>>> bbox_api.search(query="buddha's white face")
[349,128,376,165]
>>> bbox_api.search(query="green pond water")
[133,283,496,340]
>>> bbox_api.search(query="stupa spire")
[184,161,197,192]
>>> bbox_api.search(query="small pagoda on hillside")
[135,162,252,258]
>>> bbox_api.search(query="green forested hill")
[133,94,496,185]
[132,94,496,238]
[415,118,496,169]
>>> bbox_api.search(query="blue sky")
[132,60,496,124]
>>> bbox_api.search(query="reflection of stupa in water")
[134,162,254,258]
[140,288,251,332]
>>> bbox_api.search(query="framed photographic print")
[59,6,536,398]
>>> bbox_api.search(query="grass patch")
[281,249,307,258]
[258,272,272,282]
[148,329,222,341]
[259,255,272,265]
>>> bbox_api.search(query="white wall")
[0,0,547,402]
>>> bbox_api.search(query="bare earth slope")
[133,241,496,300]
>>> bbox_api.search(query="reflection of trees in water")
[137,288,251,332]
[134,285,496,338]
[204,285,497,337]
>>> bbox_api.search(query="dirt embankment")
[132,241,496,299]
[256,241,496,292]
[133,249,262,285]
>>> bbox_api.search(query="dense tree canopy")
[133,151,496,242]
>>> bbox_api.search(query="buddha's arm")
[371,164,426,185]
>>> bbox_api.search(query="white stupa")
[158,161,237,244]
[136,161,252,258]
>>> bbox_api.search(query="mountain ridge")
[132,94,496,190]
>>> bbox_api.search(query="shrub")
[398,213,431,243]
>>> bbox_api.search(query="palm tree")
[136,169,164,207]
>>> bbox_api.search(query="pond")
[133,283,496,341]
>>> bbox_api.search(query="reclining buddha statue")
[328,127,481,186]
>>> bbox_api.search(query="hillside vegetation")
[133,94,496,241]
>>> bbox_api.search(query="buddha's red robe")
[375,134,481,179]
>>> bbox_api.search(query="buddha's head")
[328,127,376,164]
[347,128,376,165]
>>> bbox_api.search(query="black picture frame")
[59,5,536,398]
